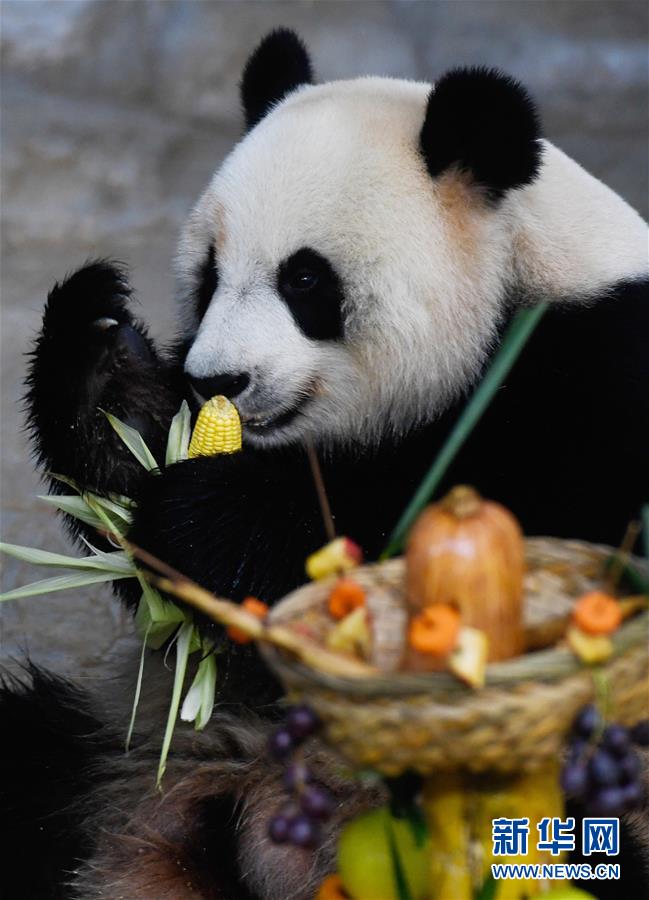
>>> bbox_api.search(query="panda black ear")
[420,67,542,200]
[240,29,313,131]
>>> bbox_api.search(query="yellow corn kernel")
[188,395,242,458]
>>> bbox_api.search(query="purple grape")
[286,705,321,741]
[630,720,649,747]
[268,728,295,760]
[587,786,626,816]
[574,704,601,739]
[288,814,321,848]
[561,762,590,798]
[300,783,334,821]
[567,738,588,762]
[282,760,312,793]
[621,781,643,811]
[268,813,291,844]
[589,749,620,787]
[602,724,630,756]
[618,749,642,784]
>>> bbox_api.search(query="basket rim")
[263,539,648,699]
[262,612,648,698]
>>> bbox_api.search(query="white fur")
[177,77,648,450]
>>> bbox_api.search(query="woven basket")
[262,538,648,777]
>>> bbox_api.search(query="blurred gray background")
[2,0,648,677]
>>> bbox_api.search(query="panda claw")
[91,316,120,332]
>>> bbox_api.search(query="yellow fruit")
[566,625,613,663]
[337,807,431,900]
[188,395,242,457]
[306,537,362,580]
[326,607,370,658]
[447,626,488,688]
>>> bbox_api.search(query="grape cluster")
[561,706,648,815]
[267,704,334,849]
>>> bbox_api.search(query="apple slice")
[448,626,488,688]
[566,625,613,664]
[326,606,370,658]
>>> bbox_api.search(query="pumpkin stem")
[442,485,482,519]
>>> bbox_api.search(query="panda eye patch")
[193,243,219,323]
[277,248,344,341]
[288,268,319,292]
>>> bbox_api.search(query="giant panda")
[2,28,648,900]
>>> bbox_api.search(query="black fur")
[0,665,112,899]
[277,247,345,341]
[420,66,542,199]
[240,28,314,131]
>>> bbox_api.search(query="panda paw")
[25,261,180,497]
[37,260,155,371]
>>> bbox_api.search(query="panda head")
[179,29,647,450]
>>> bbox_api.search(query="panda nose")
[189,372,251,401]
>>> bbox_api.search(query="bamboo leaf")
[180,651,217,730]
[382,304,547,558]
[78,540,136,575]
[134,589,184,649]
[103,410,159,472]
[38,494,105,530]
[125,620,151,753]
[85,493,134,527]
[0,541,132,574]
[0,570,129,601]
[157,620,193,786]
[165,400,192,466]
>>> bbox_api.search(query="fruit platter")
[254,488,648,899]
[143,474,648,900]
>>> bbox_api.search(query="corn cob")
[188,395,242,458]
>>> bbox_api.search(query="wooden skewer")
[128,543,376,679]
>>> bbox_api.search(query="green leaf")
[385,815,413,900]
[0,570,130,601]
[38,494,105,531]
[125,620,151,753]
[134,590,184,649]
[0,540,134,576]
[166,400,192,466]
[85,493,134,527]
[103,410,159,472]
[157,620,194,786]
[382,303,547,558]
[78,540,135,575]
[180,651,217,730]
[474,874,497,900]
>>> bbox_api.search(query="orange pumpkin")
[406,485,524,661]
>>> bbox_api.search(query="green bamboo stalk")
[381,303,547,559]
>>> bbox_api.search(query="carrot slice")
[316,875,349,900]
[328,578,367,620]
[408,603,461,657]
[573,591,622,635]
[227,596,269,644]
